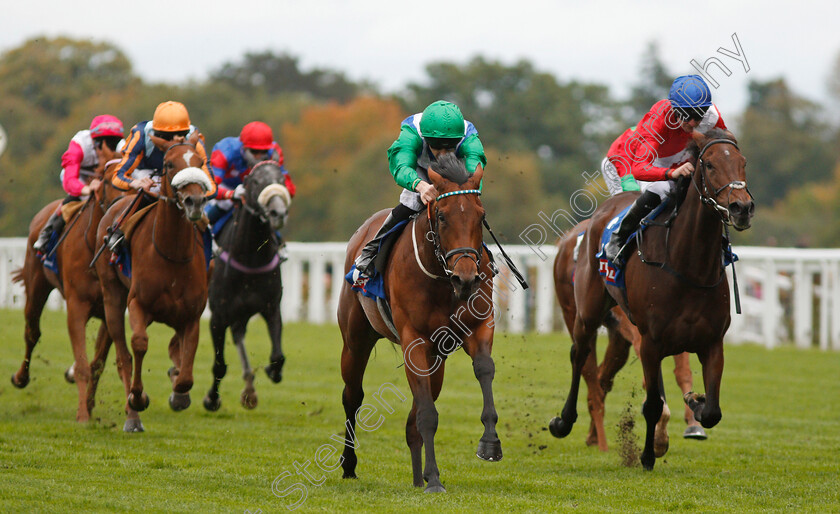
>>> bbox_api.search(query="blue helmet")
[669,75,712,109]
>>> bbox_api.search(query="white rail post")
[281,251,304,322]
[330,253,345,324]
[832,260,840,351]
[533,254,555,333]
[762,258,778,349]
[819,261,830,350]
[793,259,812,349]
[307,255,327,324]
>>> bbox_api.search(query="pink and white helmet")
[89,114,124,138]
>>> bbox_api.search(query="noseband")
[240,161,289,225]
[426,189,483,277]
[160,142,201,211]
[693,138,753,226]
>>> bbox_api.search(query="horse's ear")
[427,167,444,189]
[189,131,202,145]
[723,130,738,144]
[467,164,484,189]
[149,133,169,150]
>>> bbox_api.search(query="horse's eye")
[437,212,446,223]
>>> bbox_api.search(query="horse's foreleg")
[203,315,228,412]
[232,319,257,409]
[688,340,724,429]
[12,268,52,389]
[549,315,597,439]
[167,333,182,380]
[126,299,151,413]
[65,297,93,422]
[463,325,502,461]
[262,305,285,384]
[639,341,664,471]
[170,319,199,412]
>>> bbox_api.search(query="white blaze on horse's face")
[182,149,195,166]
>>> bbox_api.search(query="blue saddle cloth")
[595,202,668,289]
[112,229,213,279]
[344,219,410,301]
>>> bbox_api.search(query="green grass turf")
[0,309,838,512]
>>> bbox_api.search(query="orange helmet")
[239,121,274,150]
[152,101,191,132]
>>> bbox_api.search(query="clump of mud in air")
[616,402,641,467]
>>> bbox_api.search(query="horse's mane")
[430,152,470,185]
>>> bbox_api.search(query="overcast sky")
[1,0,837,116]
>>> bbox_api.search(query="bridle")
[425,189,483,278]
[159,142,201,211]
[238,160,289,225]
[692,138,753,226]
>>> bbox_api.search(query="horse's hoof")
[424,484,447,493]
[127,392,150,412]
[11,373,29,389]
[265,362,283,383]
[341,472,357,479]
[476,439,503,462]
[240,389,258,410]
[64,365,76,384]
[549,417,573,438]
[169,391,191,412]
[684,425,708,439]
[203,394,221,412]
[123,418,145,432]
[640,452,655,471]
[653,437,669,458]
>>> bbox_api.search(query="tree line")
[1,37,839,247]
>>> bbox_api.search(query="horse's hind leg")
[639,341,665,470]
[12,268,53,389]
[232,319,258,409]
[87,322,112,415]
[673,352,706,439]
[203,314,228,412]
[463,324,502,461]
[262,305,285,383]
[169,319,200,412]
[589,317,633,449]
[686,339,724,429]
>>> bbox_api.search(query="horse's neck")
[154,199,195,260]
[227,207,276,263]
[669,180,723,283]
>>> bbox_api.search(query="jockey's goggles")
[155,129,190,141]
[673,106,707,122]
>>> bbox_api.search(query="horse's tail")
[11,267,25,284]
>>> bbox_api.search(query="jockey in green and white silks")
[351,100,487,284]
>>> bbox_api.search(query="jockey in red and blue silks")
[603,75,728,263]
[33,114,125,254]
[205,122,296,224]
[205,121,296,255]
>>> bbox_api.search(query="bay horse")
[90,140,212,432]
[338,153,499,493]
[549,129,754,470]
[203,160,291,411]
[10,148,126,422]
[553,220,704,457]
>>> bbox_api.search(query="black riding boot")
[354,203,418,278]
[33,211,65,253]
[604,190,661,263]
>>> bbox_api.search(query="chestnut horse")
[10,149,126,422]
[204,161,291,411]
[553,220,704,457]
[90,140,212,432]
[338,153,499,492]
[549,129,754,470]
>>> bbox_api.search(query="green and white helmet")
[419,101,465,139]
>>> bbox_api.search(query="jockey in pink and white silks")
[33,115,125,254]
[602,75,728,262]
